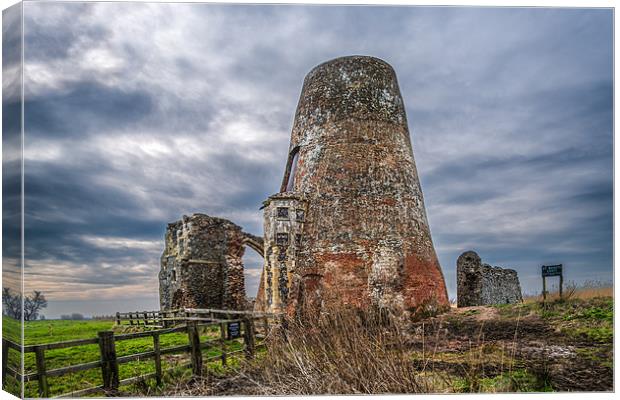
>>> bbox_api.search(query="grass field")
[2,317,246,397]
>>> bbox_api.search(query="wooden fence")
[2,311,277,398]
[115,308,279,328]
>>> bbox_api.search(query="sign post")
[227,321,241,340]
[541,264,563,301]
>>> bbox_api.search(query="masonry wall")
[481,266,522,305]
[255,193,307,313]
[159,213,251,311]
[457,251,523,307]
[257,56,449,319]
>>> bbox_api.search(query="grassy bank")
[163,294,613,395]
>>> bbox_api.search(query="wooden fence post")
[34,346,49,398]
[187,321,202,376]
[153,333,162,386]
[98,331,119,396]
[262,317,269,337]
[129,313,134,326]
[219,322,227,367]
[243,317,255,360]
[279,314,288,340]
[115,312,121,326]
[2,339,8,384]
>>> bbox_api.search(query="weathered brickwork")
[159,213,263,311]
[255,193,308,313]
[255,56,449,318]
[457,251,523,307]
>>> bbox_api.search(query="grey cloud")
[25,82,154,138]
[13,3,612,317]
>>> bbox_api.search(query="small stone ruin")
[457,251,523,307]
[158,213,263,311]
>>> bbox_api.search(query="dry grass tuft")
[523,280,613,303]
[237,307,449,395]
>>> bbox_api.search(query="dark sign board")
[542,264,562,277]
[227,321,241,340]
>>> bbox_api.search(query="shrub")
[243,307,439,394]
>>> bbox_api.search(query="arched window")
[281,146,300,192]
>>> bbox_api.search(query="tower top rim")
[304,55,395,81]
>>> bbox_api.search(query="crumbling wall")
[255,193,307,313]
[255,56,449,319]
[159,213,262,311]
[457,251,522,307]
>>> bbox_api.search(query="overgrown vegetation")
[495,294,613,345]
[245,309,437,394]
[3,285,613,397]
[162,290,612,395]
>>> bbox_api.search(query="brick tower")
[257,56,449,318]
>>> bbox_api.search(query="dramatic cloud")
[9,3,612,317]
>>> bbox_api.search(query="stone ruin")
[159,56,450,318]
[456,251,523,307]
[159,214,263,311]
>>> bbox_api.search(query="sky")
[2,3,613,318]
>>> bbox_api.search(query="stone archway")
[242,233,264,257]
[241,233,264,309]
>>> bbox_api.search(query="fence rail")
[115,308,279,327]
[2,310,279,398]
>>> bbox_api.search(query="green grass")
[452,369,553,393]
[2,314,21,342]
[575,346,613,369]
[23,319,116,344]
[1,318,248,397]
[493,297,614,345]
[461,309,480,317]
[2,315,23,397]
[547,297,614,344]
[570,326,613,343]
[562,301,613,323]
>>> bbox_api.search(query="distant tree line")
[60,313,85,320]
[2,288,48,321]
[92,315,115,320]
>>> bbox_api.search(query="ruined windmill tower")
[256,56,449,318]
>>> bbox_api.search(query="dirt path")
[450,305,501,321]
[406,302,613,392]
